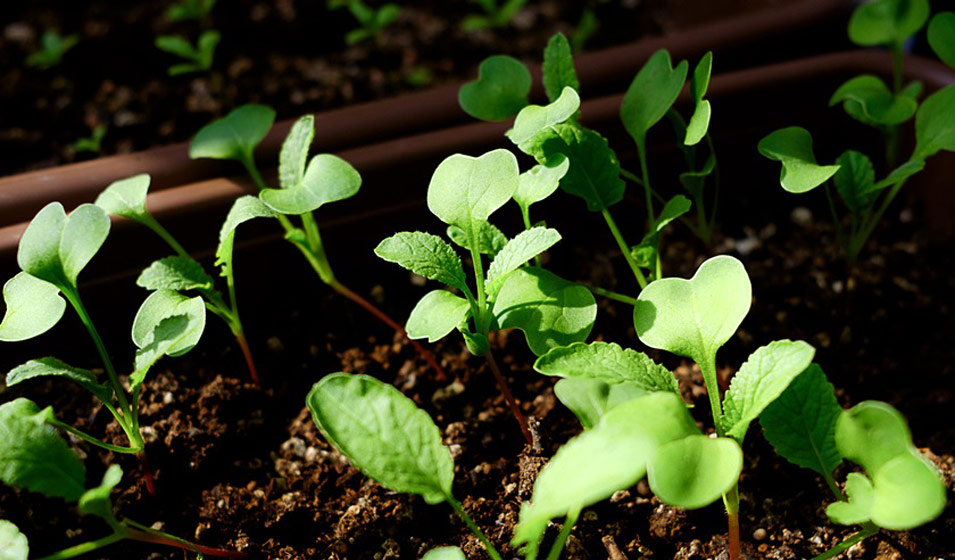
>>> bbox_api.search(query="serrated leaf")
[17,203,110,289]
[760,364,842,476]
[6,358,111,403]
[307,373,454,505]
[542,32,579,103]
[446,222,509,257]
[493,267,596,356]
[514,155,569,213]
[375,232,468,293]
[458,55,531,121]
[928,12,955,69]
[721,340,816,442]
[78,464,121,524]
[427,149,519,233]
[279,115,315,189]
[260,153,361,214]
[189,104,276,162]
[0,399,85,501]
[421,547,464,560]
[685,52,713,146]
[621,49,688,152]
[95,174,151,222]
[553,378,648,429]
[535,341,679,395]
[758,127,840,193]
[914,84,955,159]
[407,290,470,343]
[0,273,65,342]
[485,227,561,297]
[137,256,214,292]
[833,150,876,214]
[848,0,929,46]
[506,87,581,151]
[0,520,28,560]
[830,75,917,126]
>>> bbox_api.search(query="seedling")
[189,105,450,381]
[376,148,597,444]
[0,400,245,559]
[166,0,216,22]
[462,0,527,31]
[26,30,78,70]
[759,0,955,262]
[71,124,106,155]
[94,174,261,384]
[0,202,207,494]
[155,30,219,76]
[327,0,400,45]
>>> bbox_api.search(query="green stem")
[706,133,721,229]
[848,178,909,262]
[301,213,337,285]
[466,227,489,332]
[600,208,648,289]
[699,355,724,435]
[139,215,190,259]
[619,167,644,186]
[446,496,503,560]
[811,525,879,560]
[521,207,543,267]
[824,184,846,254]
[545,509,580,560]
[34,531,126,560]
[637,142,654,223]
[46,418,141,454]
[240,155,299,234]
[588,285,638,305]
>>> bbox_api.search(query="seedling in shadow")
[155,30,219,75]
[71,124,106,155]
[0,203,206,494]
[328,0,400,45]
[376,148,597,445]
[462,0,527,31]
[26,30,78,70]
[95,174,261,384]
[166,0,216,22]
[189,105,450,381]
[0,401,245,559]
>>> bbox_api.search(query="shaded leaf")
[928,12,955,68]
[189,104,276,162]
[648,435,742,509]
[830,75,917,126]
[621,49,688,152]
[542,32,580,103]
[446,222,509,257]
[848,0,929,46]
[758,127,840,193]
[553,378,648,429]
[914,84,955,159]
[458,55,531,121]
[868,158,924,194]
[137,256,214,292]
[685,52,713,146]
[78,464,121,524]
[421,547,465,560]
[833,150,876,214]
[6,358,111,403]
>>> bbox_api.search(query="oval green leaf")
[758,127,840,194]
[0,273,65,342]
[458,55,531,121]
[189,104,276,162]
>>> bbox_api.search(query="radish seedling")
[95,173,261,384]
[328,0,400,45]
[25,30,77,70]
[0,203,206,494]
[376,148,597,445]
[189,105,450,380]
[155,30,219,76]
[166,0,216,22]
[71,124,106,155]
[462,0,527,31]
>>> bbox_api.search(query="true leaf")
[493,267,596,356]
[621,49,688,152]
[758,127,840,193]
[78,464,121,524]
[18,203,110,289]
[95,174,151,223]
[506,87,581,151]
[833,150,876,214]
[307,373,454,505]
[137,256,214,292]
[0,273,65,342]
[0,520,28,560]
[928,12,955,68]
[446,222,509,257]
[830,75,917,126]
[848,0,930,46]
[458,55,532,121]
[721,340,816,442]
[514,155,569,213]
[375,232,468,293]
[535,341,679,395]
[421,547,465,560]
[760,364,842,477]
[685,51,713,146]
[260,153,362,215]
[0,398,86,501]
[485,227,561,297]
[131,290,206,387]
[826,472,875,525]
[648,435,742,509]
[189,104,276,162]
[914,84,955,159]
[406,290,470,343]
[6,358,111,403]
[542,32,580,103]
[554,378,648,429]
[868,158,925,194]
[652,195,691,234]
[427,149,519,232]
[279,115,315,190]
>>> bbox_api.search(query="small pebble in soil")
[610,490,630,503]
[753,527,767,541]
[267,336,284,352]
[791,206,813,225]
[637,480,650,496]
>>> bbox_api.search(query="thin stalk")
[446,495,503,560]
[140,215,190,259]
[240,155,298,233]
[587,285,638,306]
[521,207,543,267]
[545,509,580,560]
[486,349,533,446]
[725,487,741,560]
[233,331,260,386]
[34,531,125,560]
[694,192,711,245]
[46,418,140,454]
[824,184,846,254]
[885,40,905,169]
[699,356,725,435]
[123,519,247,558]
[637,142,664,278]
[810,525,879,560]
[706,133,721,229]
[466,228,489,333]
[848,178,909,262]
[601,208,649,289]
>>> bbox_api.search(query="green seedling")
[570,8,598,52]
[166,0,216,22]
[155,30,219,76]
[376,148,597,445]
[0,203,207,494]
[328,0,400,45]
[760,0,955,262]
[26,30,78,70]
[0,400,245,559]
[95,174,261,384]
[71,124,106,155]
[189,105,450,381]
[462,0,527,31]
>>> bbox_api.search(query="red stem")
[331,281,448,382]
[139,451,156,496]
[485,351,534,447]
[234,332,261,386]
[728,509,741,560]
[125,529,247,558]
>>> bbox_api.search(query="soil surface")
[0,0,786,175]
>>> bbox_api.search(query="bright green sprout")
[71,124,107,155]
[328,0,400,45]
[26,30,78,70]
[462,0,528,31]
[155,30,220,76]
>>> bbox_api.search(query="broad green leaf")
[535,341,679,395]
[78,464,121,524]
[6,358,111,403]
[634,255,751,366]
[446,222,509,257]
[421,547,465,560]
[0,273,65,341]
[648,435,742,509]
[506,87,581,151]
[833,150,876,214]
[830,75,917,126]
[868,158,925,194]
[493,267,596,356]
[95,174,151,222]
[137,256,214,292]
[260,154,362,214]
[542,32,580,103]
[458,55,532,121]
[427,149,519,232]
[0,520,28,560]
[189,104,276,162]
[848,0,929,46]
[514,155,569,212]
[485,227,561,297]
[621,50,688,152]
[18,203,110,289]
[721,340,816,442]
[407,290,470,343]
[758,127,840,193]
[685,52,713,146]
[554,378,648,429]
[279,115,315,189]
[0,399,85,501]
[307,373,454,505]
[827,472,875,525]
[375,232,468,292]
[914,84,955,159]
[217,195,277,266]
[131,290,206,387]
[928,12,955,68]
[759,364,842,476]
